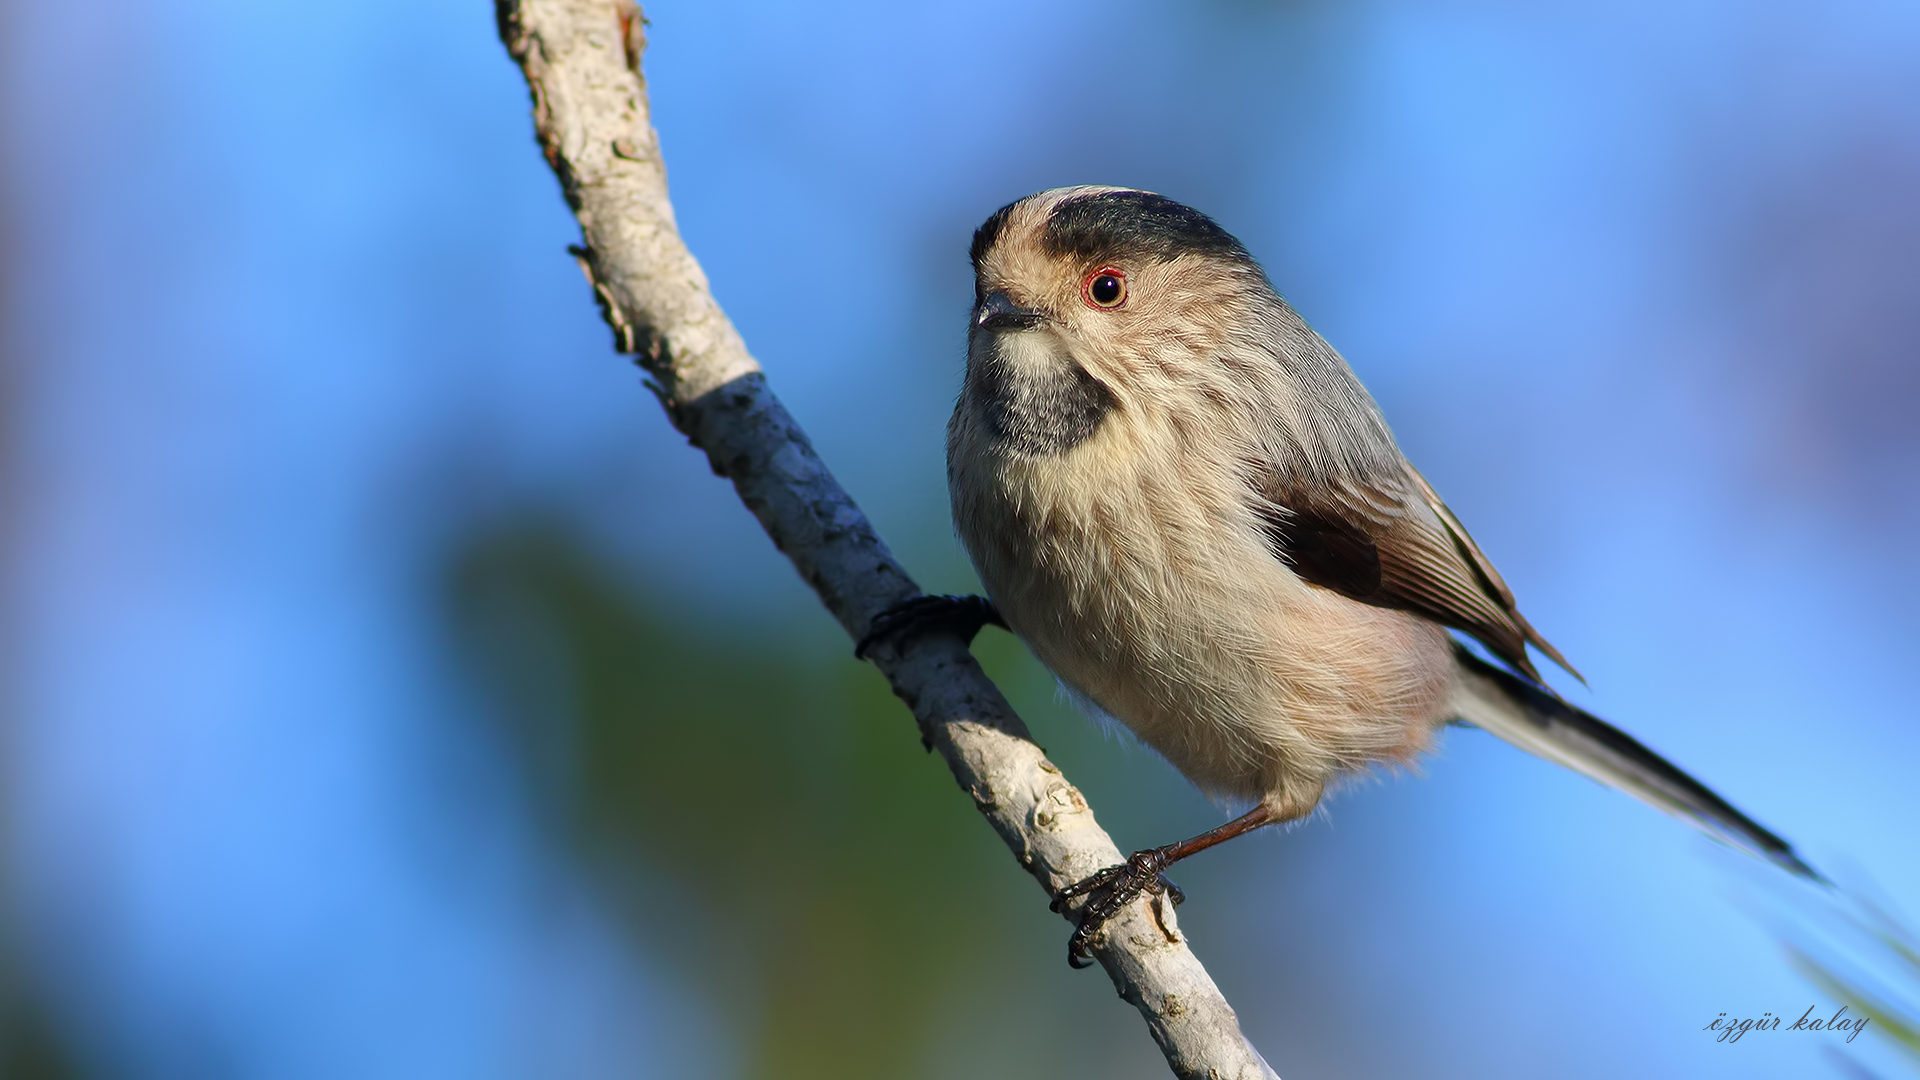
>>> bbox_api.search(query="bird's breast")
[947,399,1455,804]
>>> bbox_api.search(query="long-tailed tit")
[861,187,1819,966]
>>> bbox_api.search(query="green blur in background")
[5,0,1920,1076]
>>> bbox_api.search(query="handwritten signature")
[1704,1006,1871,1044]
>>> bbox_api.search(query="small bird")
[860,186,1820,966]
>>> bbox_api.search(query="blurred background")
[2,0,1917,1076]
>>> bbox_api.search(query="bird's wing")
[1251,461,1580,685]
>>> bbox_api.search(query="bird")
[858,186,1821,967]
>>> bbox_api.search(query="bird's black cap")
[968,188,1256,273]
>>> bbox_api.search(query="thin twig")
[494,3,1280,1075]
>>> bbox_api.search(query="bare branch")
[494,3,1280,1075]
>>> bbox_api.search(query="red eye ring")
[1082,267,1128,309]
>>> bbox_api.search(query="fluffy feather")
[952,187,1457,816]
[948,187,1815,882]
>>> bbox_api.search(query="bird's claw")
[1051,849,1184,968]
[854,594,1002,660]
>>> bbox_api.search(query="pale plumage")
[863,186,1818,964]
[954,187,1502,815]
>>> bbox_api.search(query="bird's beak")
[974,290,1047,331]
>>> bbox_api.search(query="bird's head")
[968,186,1271,354]
[960,187,1280,456]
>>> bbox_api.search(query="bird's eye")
[1082,268,1127,309]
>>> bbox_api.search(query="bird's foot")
[854,594,1004,660]
[1050,849,1185,969]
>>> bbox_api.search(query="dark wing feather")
[1406,469,1581,681]
[1254,464,1580,685]
[1261,505,1382,598]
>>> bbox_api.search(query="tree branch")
[494,3,1280,1076]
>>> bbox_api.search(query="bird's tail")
[1447,642,1824,882]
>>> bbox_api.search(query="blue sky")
[5,1,1919,1077]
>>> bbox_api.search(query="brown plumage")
[953,185,1570,813]
[921,186,1816,963]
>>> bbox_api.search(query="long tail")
[1448,642,1825,883]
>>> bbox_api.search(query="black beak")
[974,290,1047,331]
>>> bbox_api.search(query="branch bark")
[494,4,1280,1076]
